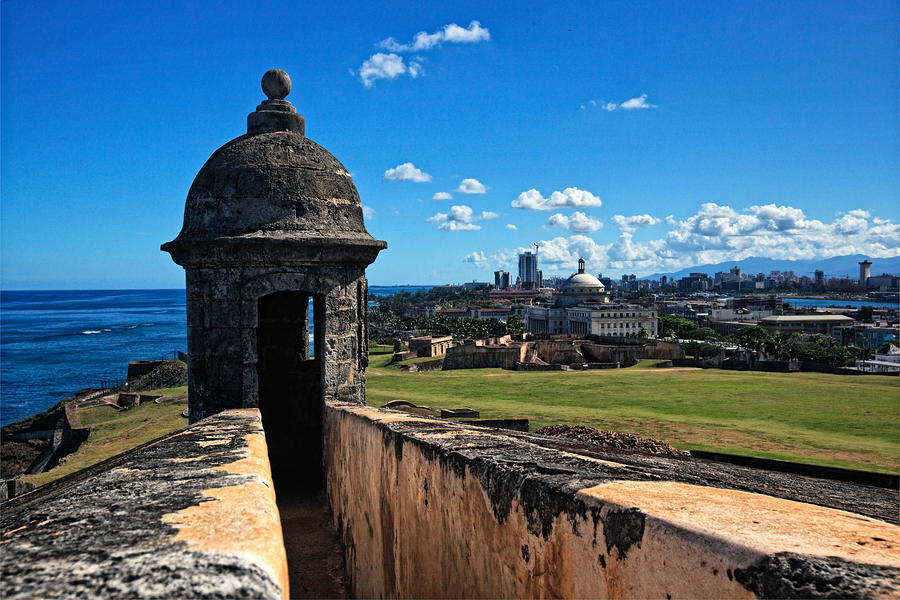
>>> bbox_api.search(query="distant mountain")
[643,255,900,281]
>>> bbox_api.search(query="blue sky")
[2,0,898,288]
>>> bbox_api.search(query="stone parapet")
[324,402,900,599]
[0,409,288,600]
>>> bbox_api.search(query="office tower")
[859,260,872,286]
[518,251,537,289]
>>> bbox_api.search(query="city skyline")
[2,1,898,289]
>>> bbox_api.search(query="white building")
[525,259,657,337]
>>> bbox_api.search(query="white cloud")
[433,191,452,200]
[619,94,657,109]
[477,203,900,277]
[455,178,488,194]
[546,211,604,233]
[835,213,867,234]
[663,203,899,268]
[379,21,490,52]
[505,224,518,230]
[528,235,608,271]
[427,204,496,231]
[358,53,423,87]
[383,162,433,182]
[607,232,664,263]
[461,250,488,267]
[584,94,657,112]
[511,187,602,211]
[442,21,491,44]
[612,214,662,231]
[362,206,377,219]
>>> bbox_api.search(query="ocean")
[783,297,899,310]
[0,286,434,426]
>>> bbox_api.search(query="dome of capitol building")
[554,258,607,307]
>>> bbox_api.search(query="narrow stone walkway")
[277,493,348,599]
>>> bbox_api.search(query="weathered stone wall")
[0,410,288,599]
[324,402,900,599]
[126,360,166,382]
[442,342,527,370]
[400,358,445,373]
[184,268,369,422]
[445,339,684,370]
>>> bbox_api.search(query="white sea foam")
[82,330,101,335]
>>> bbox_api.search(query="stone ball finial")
[261,69,291,100]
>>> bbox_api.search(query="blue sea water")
[368,285,434,296]
[1,290,187,426]
[783,298,899,310]
[1,285,435,426]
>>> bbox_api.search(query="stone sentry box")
[162,69,385,490]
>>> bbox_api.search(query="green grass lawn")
[21,401,187,487]
[366,349,900,474]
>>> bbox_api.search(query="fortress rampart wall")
[324,402,900,599]
[4,405,899,599]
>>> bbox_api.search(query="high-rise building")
[494,271,503,288]
[814,270,825,287]
[518,251,538,289]
[859,260,872,286]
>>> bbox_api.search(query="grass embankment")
[366,348,900,474]
[21,399,187,487]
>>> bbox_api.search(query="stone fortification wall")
[126,360,166,382]
[0,410,288,600]
[324,402,899,599]
[442,342,527,370]
[445,338,683,370]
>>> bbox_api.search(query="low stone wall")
[400,358,444,373]
[515,362,565,371]
[126,359,166,382]
[324,402,900,599]
[446,338,683,370]
[0,410,288,599]
[442,343,527,370]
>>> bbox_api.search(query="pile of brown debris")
[534,424,688,457]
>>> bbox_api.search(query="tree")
[733,326,771,353]
[682,341,722,358]
[691,327,720,341]
[857,306,874,323]
[638,326,650,339]
[765,331,801,361]
[658,316,692,338]
[792,334,865,367]
[506,314,524,335]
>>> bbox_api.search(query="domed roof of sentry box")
[162,69,386,266]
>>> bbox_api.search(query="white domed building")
[526,259,657,337]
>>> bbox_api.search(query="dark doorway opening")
[257,291,324,493]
